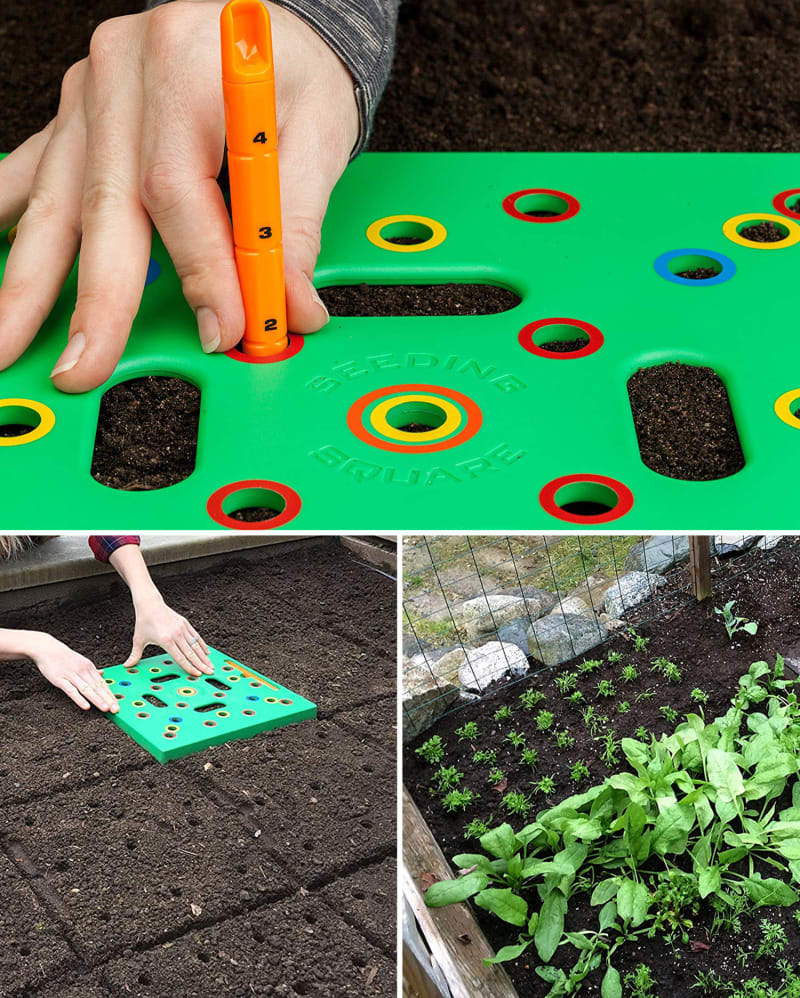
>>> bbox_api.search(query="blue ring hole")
[654,248,736,287]
[120,680,132,687]
[246,695,259,702]
[169,716,183,723]
[145,258,161,286]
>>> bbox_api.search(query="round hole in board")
[169,716,183,723]
[126,667,139,674]
[366,214,447,252]
[165,725,179,732]
[203,720,217,728]
[115,694,124,700]
[149,667,160,674]
[229,675,240,682]
[120,680,132,687]
[176,701,189,708]
[249,681,263,688]
[242,709,256,716]
[163,659,173,665]
[0,400,55,447]
[246,695,259,702]
[217,710,230,718]
[151,684,162,691]
[539,474,634,524]
[279,698,293,705]
[178,687,195,696]
[213,692,226,699]
[502,188,580,223]
[104,677,114,685]
[163,732,176,739]
[264,697,278,704]
[207,480,302,531]
[132,700,145,707]
[222,665,233,672]
[136,712,150,719]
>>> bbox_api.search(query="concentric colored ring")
[502,188,580,223]
[722,212,800,249]
[279,698,293,705]
[178,687,196,697]
[207,479,302,530]
[217,710,230,718]
[265,697,278,703]
[539,474,634,524]
[518,318,603,359]
[348,384,482,453]
[366,214,446,252]
[369,393,462,443]
[0,399,55,447]
[653,248,736,287]
[136,712,149,719]
[225,334,305,365]
[772,190,800,219]
[775,389,800,428]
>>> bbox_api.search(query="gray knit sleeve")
[146,0,399,156]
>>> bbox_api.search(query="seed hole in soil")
[24,816,34,826]
[143,694,167,708]
[18,946,30,956]
[197,952,211,963]
[553,481,618,518]
[318,283,520,317]
[738,219,788,242]
[205,677,231,691]
[0,404,40,438]
[221,486,285,523]
[303,840,314,851]
[667,252,723,280]
[628,362,745,480]
[304,913,317,925]
[252,930,265,943]
[352,890,366,900]
[531,323,590,354]
[675,267,718,279]
[188,817,201,827]
[91,376,200,491]
[294,984,312,996]
[171,887,182,897]
[138,974,151,986]
[126,839,136,851]
[385,399,448,435]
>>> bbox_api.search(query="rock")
[517,587,558,616]
[759,535,783,551]
[713,534,760,556]
[527,613,607,667]
[452,594,526,642]
[624,536,690,574]
[457,641,530,694]
[605,572,666,619]
[495,619,530,654]
[605,617,627,633]
[549,596,592,618]
[401,652,461,740]
[565,573,615,609]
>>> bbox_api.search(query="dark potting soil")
[229,506,279,522]
[91,376,200,491]
[628,363,745,481]
[675,267,719,280]
[398,423,435,432]
[0,538,396,995]
[404,537,800,996]
[525,210,559,217]
[738,220,787,242]
[319,283,520,317]
[0,424,34,437]
[537,337,590,353]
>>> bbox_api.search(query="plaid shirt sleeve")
[88,536,141,564]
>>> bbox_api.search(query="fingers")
[0,122,55,232]
[51,19,152,394]
[178,629,213,676]
[123,641,144,670]
[183,622,213,673]
[59,662,119,713]
[0,66,87,375]
[59,681,92,711]
[140,9,243,354]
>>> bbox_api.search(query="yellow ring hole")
[165,724,179,732]
[216,710,230,718]
[177,687,196,696]
[369,394,462,442]
[723,212,800,249]
[775,389,800,427]
[0,399,56,447]
[264,697,278,703]
[366,214,447,253]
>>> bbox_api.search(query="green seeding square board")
[2,152,800,530]
[102,647,316,763]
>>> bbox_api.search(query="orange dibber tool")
[220,0,288,356]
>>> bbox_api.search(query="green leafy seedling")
[464,816,493,840]
[520,747,538,770]
[442,788,479,813]
[596,679,616,698]
[493,705,513,722]
[502,790,532,819]
[431,765,463,795]
[504,730,526,750]
[519,689,545,711]
[714,600,758,641]
[472,748,496,766]
[621,664,640,683]
[455,721,479,742]
[415,735,445,765]
[570,760,590,783]
[536,709,554,731]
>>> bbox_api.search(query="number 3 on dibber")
[259,226,273,239]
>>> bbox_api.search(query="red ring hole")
[243,709,256,716]
[225,334,305,364]
[772,189,800,219]
[203,720,217,727]
[539,474,634,524]
[502,188,580,223]
[207,479,301,531]
[519,318,603,359]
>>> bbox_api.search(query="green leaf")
[740,875,799,907]
[590,878,619,906]
[601,965,622,998]
[616,878,650,926]
[535,889,567,963]
[598,900,618,931]
[707,748,745,801]
[743,622,758,635]
[484,940,531,964]
[698,866,721,899]
[480,823,521,861]
[652,802,695,856]
[425,871,488,907]
[452,854,495,873]
[475,888,528,926]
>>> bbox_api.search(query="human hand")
[0,0,359,392]
[125,592,213,678]
[28,632,119,713]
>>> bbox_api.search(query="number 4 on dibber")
[221,0,288,357]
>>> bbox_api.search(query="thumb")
[277,118,346,335]
[123,641,144,669]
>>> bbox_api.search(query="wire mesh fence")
[402,533,786,739]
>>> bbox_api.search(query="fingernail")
[305,275,329,320]
[196,307,221,353]
[51,332,85,378]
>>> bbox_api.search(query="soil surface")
[675,267,719,280]
[739,220,787,242]
[537,337,590,353]
[229,507,279,522]
[0,538,396,997]
[628,363,745,481]
[405,537,800,996]
[319,283,520,317]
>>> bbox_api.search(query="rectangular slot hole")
[143,694,168,708]
[317,283,521,317]
[153,673,181,683]
[205,677,232,691]
[194,702,220,713]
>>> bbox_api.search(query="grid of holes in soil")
[0,542,396,997]
[404,539,800,996]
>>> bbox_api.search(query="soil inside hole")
[404,538,800,998]
[228,507,279,522]
[91,376,200,491]
[0,424,35,437]
[524,210,560,217]
[675,266,719,279]
[739,220,786,242]
[318,283,520,317]
[627,362,744,481]
[398,423,435,432]
[559,500,612,515]
[385,235,427,245]
[537,337,589,353]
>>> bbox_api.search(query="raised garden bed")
[0,537,396,997]
[405,536,800,996]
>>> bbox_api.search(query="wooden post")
[403,786,519,998]
[689,535,712,602]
